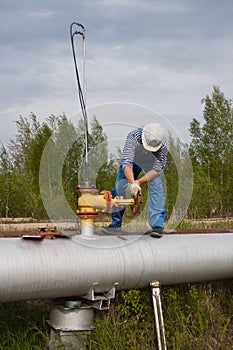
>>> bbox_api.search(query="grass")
[87,281,233,350]
[0,301,50,350]
[178,218,233,230]
[0,281,232,349]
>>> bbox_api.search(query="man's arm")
[123,166,159,185]
[137,169,159,184]
[123,166,135,184]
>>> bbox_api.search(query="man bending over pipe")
[102,123,168,238]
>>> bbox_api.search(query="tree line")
[0,85,232,221]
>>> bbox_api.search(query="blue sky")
[1,0,233,146]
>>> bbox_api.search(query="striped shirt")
[121,128,168,173]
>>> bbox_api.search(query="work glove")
[124,181,142,198]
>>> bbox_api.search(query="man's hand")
[124,181,142,198]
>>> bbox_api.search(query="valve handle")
[102,190,112,213]
[130,193,141,216]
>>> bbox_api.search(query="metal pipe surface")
[0,233,233,302]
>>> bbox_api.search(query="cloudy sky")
[1,0,233,147]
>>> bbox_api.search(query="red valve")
[102,190,112,213]
[130,193,141,216]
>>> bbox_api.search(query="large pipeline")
[0,233,233,303]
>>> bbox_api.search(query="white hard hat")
[142,123,165,152]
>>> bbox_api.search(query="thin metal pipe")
[151,282,167,350]
[0,233,232,302]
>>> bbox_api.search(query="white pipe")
[0,233,232,303]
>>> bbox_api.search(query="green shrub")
[87,280,233,350]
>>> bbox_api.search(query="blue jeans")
[111,163,166,228]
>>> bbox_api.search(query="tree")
[39,114,109,220]
[0,144,11,217]
[189,85,233,217]
[8,114,40,171]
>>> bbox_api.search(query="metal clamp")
[81,282,119,310]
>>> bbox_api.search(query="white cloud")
[26,11,55,19]
[97,0,190,13]
[0,0,233,146]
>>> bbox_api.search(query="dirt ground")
[1,217,233,237]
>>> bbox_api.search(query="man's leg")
[147,174,166,237]
[111,163,142,226]
[110,164,127,227]
[102,163,141,233]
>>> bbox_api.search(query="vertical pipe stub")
[76,186,99,236]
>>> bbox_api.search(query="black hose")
[70,22,89,184]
